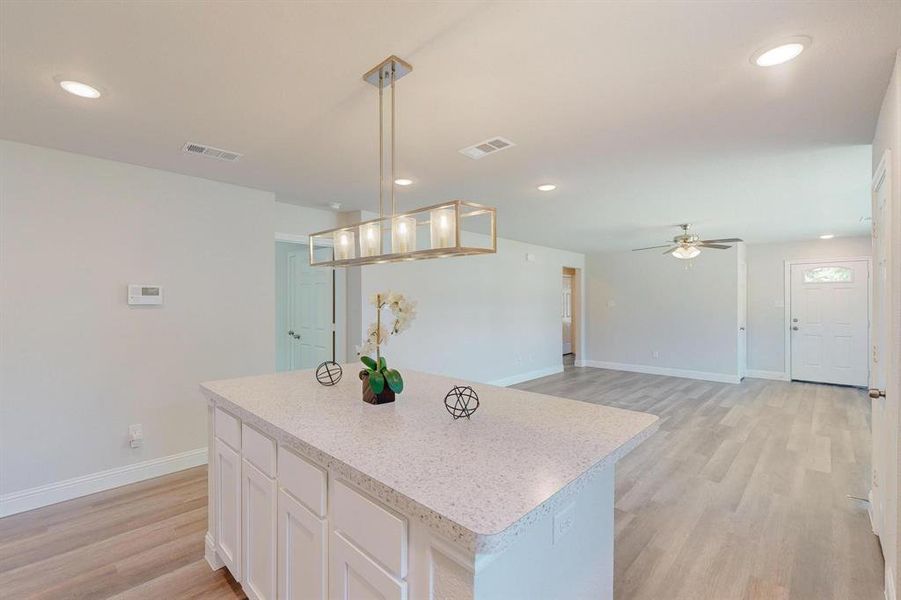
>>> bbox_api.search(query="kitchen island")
[201,366,658,600]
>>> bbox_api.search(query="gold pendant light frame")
[308,56,497,267]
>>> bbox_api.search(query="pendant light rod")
[378,68,384,225]
[391,61,397,217]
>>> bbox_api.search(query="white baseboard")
[0,447,208,518]
[579,360,741,384]
[205,532,225,570]
[886,566,896,600]
[489,365,564,387]
[745,369,790,381]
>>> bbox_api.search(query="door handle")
[870,389,887,399]
[792,326,799,331]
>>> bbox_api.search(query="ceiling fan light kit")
[633,224,743,260]
[308,56,496,267]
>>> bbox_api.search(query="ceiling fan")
[632,224,743,259]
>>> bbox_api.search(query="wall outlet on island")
[652,351,660,359]
[129,424,144,449]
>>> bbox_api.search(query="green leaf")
[360,356,377,370]
[384,369,404,394]
[378,356,387,371]
[368,370,385,394]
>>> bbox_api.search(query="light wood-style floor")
[518,368,883,600]
[0,368,883,599]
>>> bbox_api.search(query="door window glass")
[804,266,852,283]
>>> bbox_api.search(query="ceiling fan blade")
[700,238,743,243]
[661,246,679,255]
[631,244,672,251]
[699,243,731,249]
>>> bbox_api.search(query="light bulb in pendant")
[333,229,356,261]
[392,216,416,253]
[359,222,380,257]
[430,207,456,249]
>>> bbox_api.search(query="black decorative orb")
[444,385,479,420]
[316,361,343,386]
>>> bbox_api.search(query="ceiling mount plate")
[363,55,413,88]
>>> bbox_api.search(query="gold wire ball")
[444,385,479,420]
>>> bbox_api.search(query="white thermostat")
[128,284,163,305]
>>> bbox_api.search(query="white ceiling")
[2,1,899,252]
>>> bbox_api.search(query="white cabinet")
[278,489,327,600]
[214,438,242,579]
[329,530,406,600]
[243,459,277,600]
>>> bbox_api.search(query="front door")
[276,242,333,371]
[789,259,869,386]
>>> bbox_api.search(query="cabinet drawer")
[278,446,327,517]
[331,479,407,579]
[243,424,276,477]
[215,407,241,451]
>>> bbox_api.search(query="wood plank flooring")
[0,368,884,599]
[517,368,884,600]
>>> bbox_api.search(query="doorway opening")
[784,257,871,387]
[562,267,578,367]
[275,240,337,371]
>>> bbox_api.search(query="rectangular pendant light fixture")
[307,56,497,267]
[309,200,496,267]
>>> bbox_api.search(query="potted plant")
[358,291,416,404]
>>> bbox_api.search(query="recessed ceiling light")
[752,37,810,67]
[819,233,835,240]
[394,178,413,186]
[537,184,557,192]
[59,80,101,99]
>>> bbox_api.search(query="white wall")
[0,140,334,501]
[356,238,585,386]
[584,246,741,382]
[745,236,872,377]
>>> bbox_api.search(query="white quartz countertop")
[201,366,658,552]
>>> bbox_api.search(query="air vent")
[459,136,515,160]
[182,142,243,162]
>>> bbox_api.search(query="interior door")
[276,242,334,371]
[871,151,896,589]
[789,260,869,386]
[562,274,573,355]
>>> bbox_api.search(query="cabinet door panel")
[278,489,326,600]
[243,460,277,600]
[215,438,241,579]
[329,531,405,600]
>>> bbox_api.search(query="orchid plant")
[359,291,417,395]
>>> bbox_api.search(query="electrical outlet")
[652,351,660,359]
[553,502,576,545]
[129,424,144,449]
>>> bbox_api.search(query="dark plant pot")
[359,370,396,405]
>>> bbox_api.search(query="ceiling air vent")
[458,136,515,160]
[182,142,243,162]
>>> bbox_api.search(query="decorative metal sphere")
[316,361,343,386]
[444,385,479,420]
